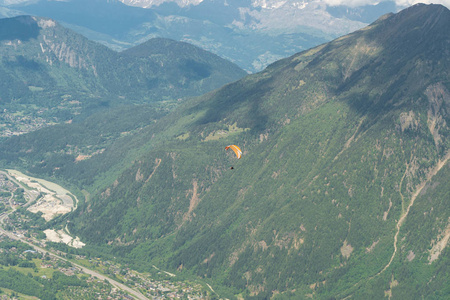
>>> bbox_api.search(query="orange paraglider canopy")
[225,145,242,159]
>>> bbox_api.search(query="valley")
[0,169,214,299]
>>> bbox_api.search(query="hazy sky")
[322,0,450,8]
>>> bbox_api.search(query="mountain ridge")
[1,0,395,72]
[75,4,449,298]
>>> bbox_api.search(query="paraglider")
[225,145,242,169]
[225,145,242,159]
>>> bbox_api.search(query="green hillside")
[1,4,449,299]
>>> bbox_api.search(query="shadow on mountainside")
[0,15,40,42]
[192,77,272,132]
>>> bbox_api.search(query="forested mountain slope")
[1,4,449,299]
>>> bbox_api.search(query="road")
[0,170,150,300]
[0,227,149,300]
[1,170,37,207]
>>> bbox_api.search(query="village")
[0,234,207,299]
[0,170,212,299]
[0,109,53,138]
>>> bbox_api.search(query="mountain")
[1,3,449,299]
[0,0,399,72]
[0,15,246,137]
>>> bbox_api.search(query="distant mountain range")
[0,0,401,72]
[0,15,245,136]
[1,4,449,299]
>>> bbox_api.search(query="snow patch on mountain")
[120,0,203,8]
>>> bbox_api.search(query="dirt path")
[333,117,366,162]
[339,152,450,299]
[152,265,175,277]
[377,151,450,276]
